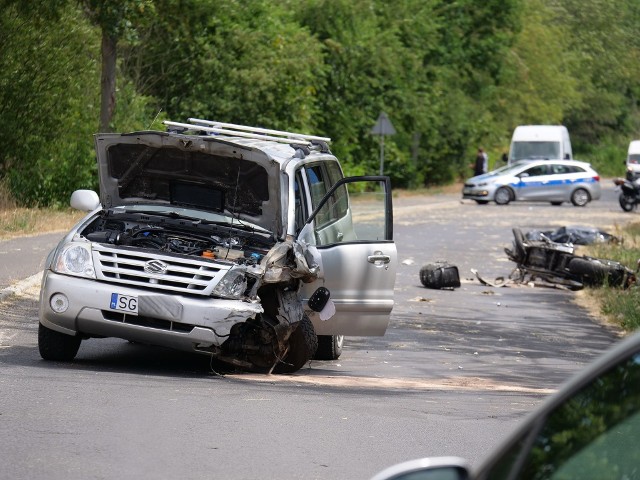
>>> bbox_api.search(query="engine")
[80,210,273,265]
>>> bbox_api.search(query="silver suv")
[38,119,397,373]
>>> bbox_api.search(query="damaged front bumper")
[39,272,264,353]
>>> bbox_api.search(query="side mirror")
[518,173,529,179]
[70,189,100,212]
[370,457,471,480]
[564,153,570,160]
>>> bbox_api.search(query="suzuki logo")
[144,260,168,275]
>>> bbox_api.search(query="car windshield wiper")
[120,209,271,234]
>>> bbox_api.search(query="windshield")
[511,141,561,161]
[628,154,640,164]
[482,162,527,177]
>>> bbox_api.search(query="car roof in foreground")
[474,330,640,477]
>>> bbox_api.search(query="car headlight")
[478,182,488,187]
[53,242,96,279]
[212,266,248,299]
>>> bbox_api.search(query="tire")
[619,193,636,212]
[550,201,562,206]
[314,335,344,360]
[474,200,489,205]
[273,315,318,374]
[568,257,626,287]
[511,228,527,264]
[494,187,512,205]
[570,188,590,207]
[38,323,81,361]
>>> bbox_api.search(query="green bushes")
[2,0,640,206]
[583,223,640,331]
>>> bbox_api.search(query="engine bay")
[80,208,276,265]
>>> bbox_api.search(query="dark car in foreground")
[372,330,640,480]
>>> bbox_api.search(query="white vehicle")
[38,119,398,373]
[508,125,572,164]
[625,140,640,180]
[462,159,601,206]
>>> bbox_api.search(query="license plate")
[110,293,138,315]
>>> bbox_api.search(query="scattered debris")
[419,261,461,289]
[412,296,434,302]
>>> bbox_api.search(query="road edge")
[0,272,43,302]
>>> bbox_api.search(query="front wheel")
[273,315,318,374]
[619,193,636,212]
[314,335,344,360]
[38,323,82,361]
[570,188,590,207]
[494,187,512,205]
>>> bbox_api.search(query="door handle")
[368,252,390,265]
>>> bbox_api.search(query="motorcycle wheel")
[567,257,625,287]
[619,193,636,212]
[511,228,527,264]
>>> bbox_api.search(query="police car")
[462,159,601,206]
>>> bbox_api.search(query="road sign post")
[370,112,396,175]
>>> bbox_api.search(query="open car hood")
[94,131,283,235]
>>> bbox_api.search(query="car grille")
[92,244,230,296]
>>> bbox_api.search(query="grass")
[0,207,85,240]
[580,222,640,332]
[0,182,85,240]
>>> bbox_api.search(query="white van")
[508,125,572,164]
[625,140,640,180]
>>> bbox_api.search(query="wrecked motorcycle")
[613,177,640,212]
[504,228,635,290]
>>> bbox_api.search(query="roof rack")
[162,119,331,146]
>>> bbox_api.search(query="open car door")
[299,176,397,336]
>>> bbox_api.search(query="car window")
[306,164,332,228]
[299,177,391,247]
[550,164,586,175]
[523,165,549,177]
[550,164,571,175]
[305,162,351,232]
[326,161,348,218]
[485,352,640,479]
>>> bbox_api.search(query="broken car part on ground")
[38,119,398,373]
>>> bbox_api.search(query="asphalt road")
[0,232,65,292]
[0,181,637,479]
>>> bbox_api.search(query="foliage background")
[1,0,640,206]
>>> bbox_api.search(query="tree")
[81,0,153,132]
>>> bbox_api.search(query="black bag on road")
[420,262,461,289]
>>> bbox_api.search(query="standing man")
[473,148,488,176]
